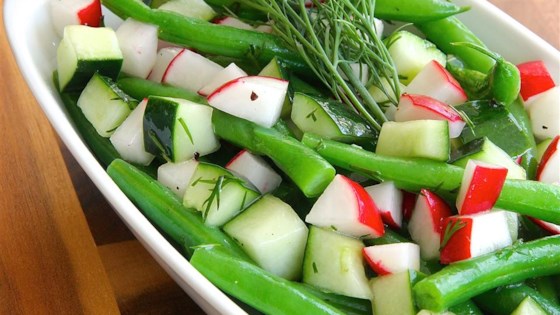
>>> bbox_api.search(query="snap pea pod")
[473,283,560,315]
[301,133,560,224]
[106,159,250,259]
[190,246,346,315]
[213,111,336,198]
[413,235,560,312]
[116,77,208,105]
[101,0,307,73]
[373,0,469,23]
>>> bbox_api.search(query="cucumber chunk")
[376,120,450,161]
[157,0,216,21]
[370,270,425,315]
[511,297,548,315]
[302,226,372,300]
[57,25,123,92]
[291,93,377,144]
[77,73,135,137]
[223,195,308,280]
[386,31,446,85]
[143,96,220,162]
[183,162,260,226]
[450,137,527,179]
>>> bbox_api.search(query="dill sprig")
[237,0,401,131]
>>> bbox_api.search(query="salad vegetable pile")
[50,0,560,313]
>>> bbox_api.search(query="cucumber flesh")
[57,25,122,92]
[77,73,135,137]
[511,297,548,315]
[376,120,450,161]
[370,270,425,315]
[223,195,308,280]
[302,226,372,300]
[157,0,216,21]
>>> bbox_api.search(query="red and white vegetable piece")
[109,99,155,166]
[213,16,254,30]
[531,219,560,235]
[517,60,556,101]
[404,60,468,106]
[305,174,385,239]
[365,181,403,229]
[536,135,559,185]
[157,159,199,198]
[161,48,224,93]
[456,160,508,215]
[394,93,466,138]
[407,189,452,260]
[526,86,560,140]
[440,210,513,264]
[198,63,248,96]
[207,76,288,128]
[226,150,282,194]
[147,47,183,83]
[363,243,420,275]
[402,190,417,221]
[50,0,102,37]
[116,18,159,79]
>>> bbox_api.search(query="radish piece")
[526,86,560,140]
[198,63,248,96]
[50,0,102,37]
[116,18,159,79]
[162,49,224,93]
[394,93,466,138]
[255,24,274,33]
[407,189,452,260]
[531,219,560,235]
[213,16,254,30]
[402,190,416,221]
[365,181,403,229]
[109,99,155,166]
[536,135,559,184]
[226,150,282,194]
[517,60,556,101]
[363,243,420,275]
[147,47,183,83]
[305,174,385,239]
[456,160,508,215]
[207,76,288,128]
[157,159,199,198]
[404,60,468,106]
[440,210,513,264]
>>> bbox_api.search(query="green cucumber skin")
[474,284,560,315]
[62,59,122,92]
[106,159,249,259]
[190,246,345,315]
[117,77,208,105]
[143,96,178,161]
[413,235,560,312]
[302,133,560,224]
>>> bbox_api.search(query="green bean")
[527,277,560,305]
[190,246,345,315]
[213,111,335,198]
[374,0,469,23]
[301,133,560,224]
[106,159,250,259]
[473,283,560,315]
[448,300,484,315]
[413,235,560,312]
[101,0,307,72]
[116,77,208,104]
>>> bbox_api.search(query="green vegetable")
[473,283,560,315]
[413,235,560,312]
[213,111,335,197]
[101,0,307,72]
[116,77,208,104]
[373,0,470,23]
[106,159,250,259]
[301,133,560,224]
[238,0,399,131]
[190,246,346,315]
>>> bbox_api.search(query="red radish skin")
[440,217,473,264]
[456,161,508,215]
[225,149,246,169]
[402,190,416,221]
[161,48,187,84]
[536,135,559,181]
[531,218,560,235]
[342,176,385,237]
[380,212,399,230]
[77,0,102,27]
[362,250,392,276]
[422,189,453,234]
[399,94,464,122]
[517,60,556,101]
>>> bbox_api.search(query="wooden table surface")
[0,1,558,314]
